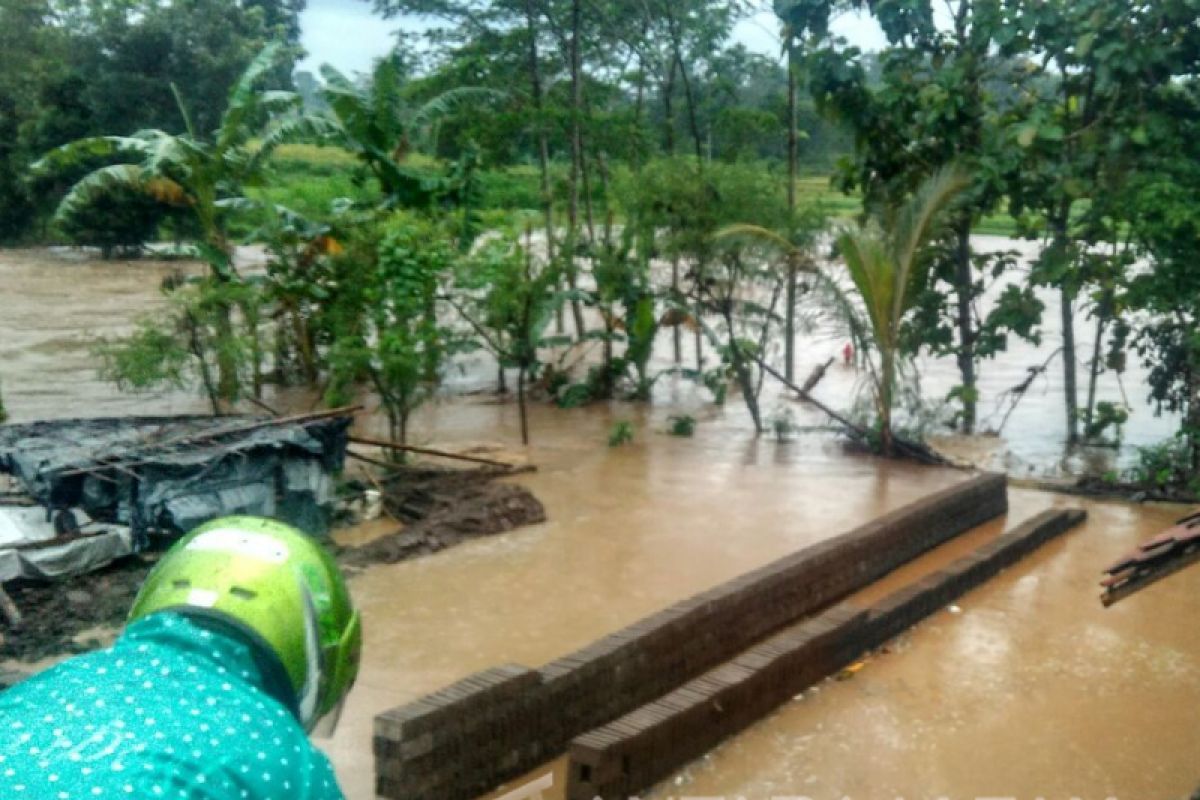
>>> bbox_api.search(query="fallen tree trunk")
[753,355,950,466]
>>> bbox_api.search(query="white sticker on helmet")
[186,528,290,564]
[186,588,219,608]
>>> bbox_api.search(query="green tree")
[0,0,67,241]
[450,232,563,444]
[1123,81,1200,469]
[327,213,455,446]
[782,0,1039,435]
[999,0,1186,446]
[96,279,267,414]
[318,54,499,209]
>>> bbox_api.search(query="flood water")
[1,247,1198,800]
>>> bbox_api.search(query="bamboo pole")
[348,436,529,470]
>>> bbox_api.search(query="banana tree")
[833,166,968,454]
[33,42,314,400]
[319,55,501,210]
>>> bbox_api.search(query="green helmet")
[129,516,362,732]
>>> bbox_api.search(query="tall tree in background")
[0,0,66,240]
[0,0,305,244]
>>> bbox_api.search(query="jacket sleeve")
[303,749,348,800]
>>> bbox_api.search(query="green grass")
[794,174,1023,236]
[251,146,1024,238]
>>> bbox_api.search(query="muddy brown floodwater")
[2,247,1199,800]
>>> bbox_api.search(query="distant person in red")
[842,342,854,367]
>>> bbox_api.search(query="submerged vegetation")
[3,0,1200,490]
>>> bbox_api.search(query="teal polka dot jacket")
[0,612,345,800]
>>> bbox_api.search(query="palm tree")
[34,43,312,398]
[318,56,501,209]
[834,166,969,454]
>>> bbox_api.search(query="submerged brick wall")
[565,507,1086,800]
[374,473,1008,800]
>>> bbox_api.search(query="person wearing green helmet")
[0,516,362,800]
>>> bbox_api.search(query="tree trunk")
[214,308,238,402]
[952,218,977,433]
[1061,288,1079,445]
[524,1,564,335]
[187,311,221,416]
[674,49,703,161]
[662,58,676,155]
[879,348,895,456]
[671,258,682,364]
[632,53,646,167]
[726,310,763,434]
[517,365,530,445]
[523,0,556,268]
[565,0,586,340]
[785,40,798,382]
[1084,313,1106,437]
[1188,352,1200,472]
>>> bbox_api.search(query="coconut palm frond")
[889,164,969,296]
[836,228,894,344]
[714,223,796,254]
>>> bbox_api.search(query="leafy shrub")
[668,415,696,437]
[608,420,634,447]
[556,383,593,409]
[1084,401,1129,444]
[1123,435,1199,493]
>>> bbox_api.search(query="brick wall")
[566,508,1086,800]
[374,473,1009,800]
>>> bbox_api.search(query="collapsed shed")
[0,410,353,584]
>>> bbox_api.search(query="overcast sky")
[298,0,887,76]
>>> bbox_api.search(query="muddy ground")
[0,464,545,664]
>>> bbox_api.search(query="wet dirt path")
[2,248,1198,799]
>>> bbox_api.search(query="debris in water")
[1101,508,1200,606]
[836,660,866,680]
[338,464,546,568]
